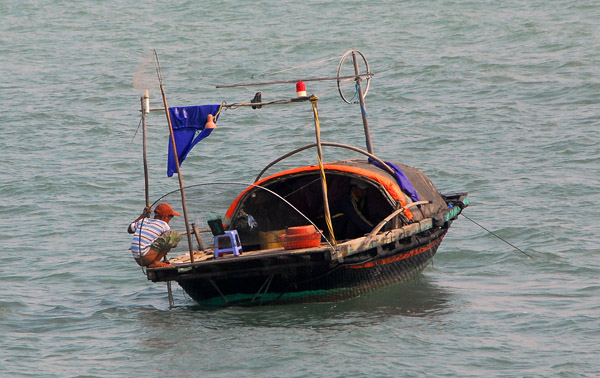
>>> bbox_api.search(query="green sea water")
[1,0,599,376]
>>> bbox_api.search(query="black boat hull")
[175,227,448,307]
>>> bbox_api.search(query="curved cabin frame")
[224,150,451,253]
[226,162,399,249]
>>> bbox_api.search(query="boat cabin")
[224,158,448,252]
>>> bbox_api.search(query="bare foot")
[147,261,171,268]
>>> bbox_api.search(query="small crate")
[259,229,286,249]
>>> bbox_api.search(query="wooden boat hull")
[144,156,469,307]
[148,223,450,307]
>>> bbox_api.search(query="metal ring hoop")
[337,50,371,104]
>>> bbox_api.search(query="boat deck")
[145,216,456,285]
[147,242,335,283]
[154,217,436,271]
[169,243,333,267]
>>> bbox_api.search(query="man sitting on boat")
[331,178,374,240]
[128,203,182,268]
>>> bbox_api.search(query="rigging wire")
[150,181,337,251]
[282,177,323,200]
[153,50,163,86]
[461,213,533,259]
[131,116,142,143]
[261,55,341,77]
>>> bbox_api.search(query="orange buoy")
[205,114,217,129]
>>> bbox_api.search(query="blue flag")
[167,105,221,177]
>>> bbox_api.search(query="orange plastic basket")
[285,225,316,235]
[281,231,322,250]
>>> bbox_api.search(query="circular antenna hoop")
[337,50,371,104]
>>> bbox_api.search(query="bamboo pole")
[152,51,196,267]
[159,83,196,265]
[160,86,186,311]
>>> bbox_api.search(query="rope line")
[461,213,533,259]
[311,96,336,245]
[360,101,368,117]
[347,83,359,103]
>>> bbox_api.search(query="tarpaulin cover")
[369,158,420,202]
[167,105,221,177]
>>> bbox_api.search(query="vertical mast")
[154,51,196,265]
[159,85,195,265]
[141,88,175,308]
[351,50,373,154]
[141,91,150,207]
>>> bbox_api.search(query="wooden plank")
[337,218,433,258]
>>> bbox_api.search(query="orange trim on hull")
[224,163,414,220]
[345,236,443,270]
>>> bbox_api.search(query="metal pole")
[141,91,150,207]
[167,282,174,309]
[216,73,373,88]
[352,51,373,154]
[143,89,175,309]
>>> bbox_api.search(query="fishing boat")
[135,50,469,307]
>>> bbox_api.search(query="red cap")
[296,81,306,92]
[155,203,181,217]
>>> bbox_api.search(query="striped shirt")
[129,218,170,258]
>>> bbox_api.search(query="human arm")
[127,206,152,234]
